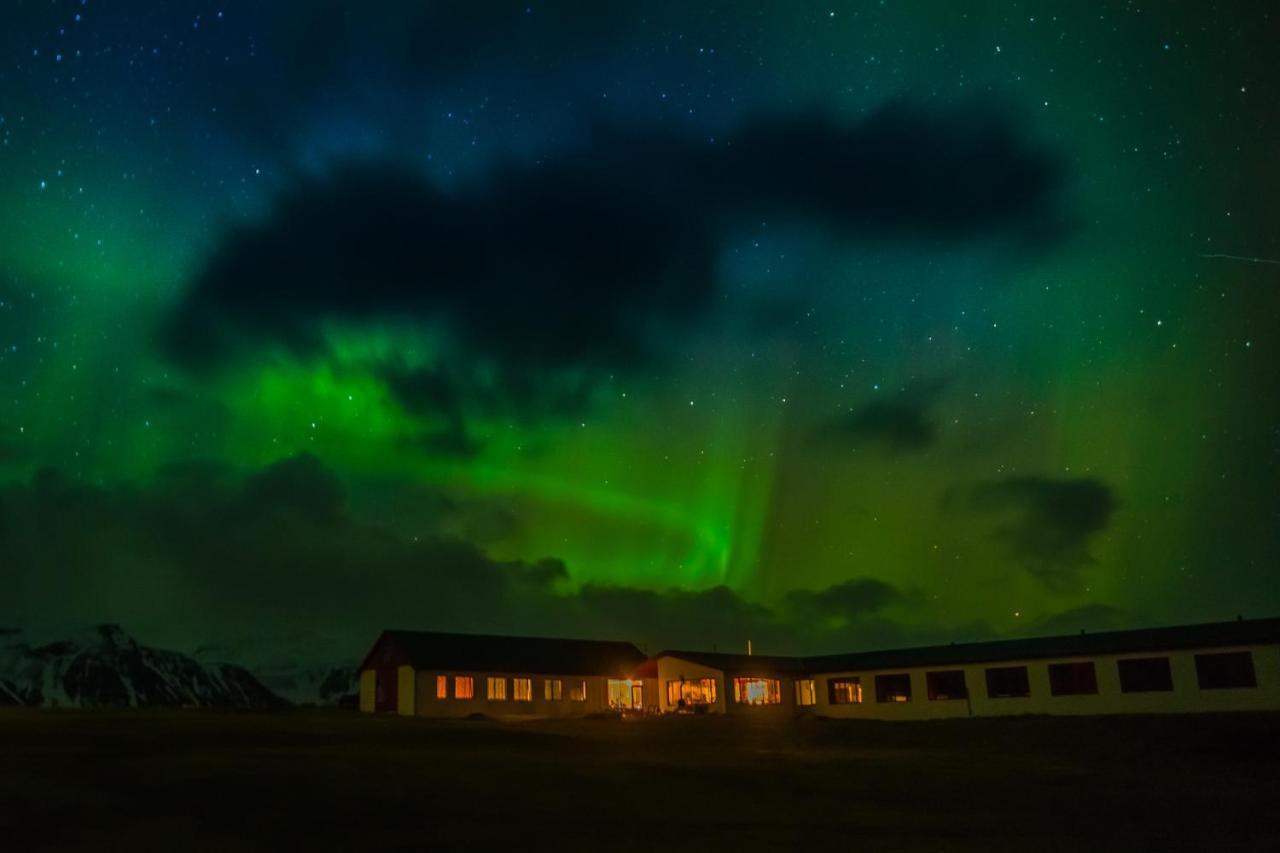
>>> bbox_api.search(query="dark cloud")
[964,476,1117,589]
[0,454,572,648]
[785,578,905,624]
[816,380,951,453]
[1030,604,1129,636]
[159,157,709,374]
[696,105,1068,245]
[0,454,931,656]
[161,105,1067,387]
[377,362,480,458]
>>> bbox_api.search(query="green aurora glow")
[1,2,1276,651]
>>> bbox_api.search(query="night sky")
[2,2,1277,657]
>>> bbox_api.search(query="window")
[666,678,717,706]
[454,676,474,700]
[796,679,817,706]
[1195,651,1257,689]
[1048,662,1098,696]
[875,673,912,703]
[545,678,562,701]
[732,678,781,705]
[1117,657,1173,693]
[487,676,507,700]
[568,680,588,702]
[985,666,1030,698]
[513,677,533,701]
[436,675,448,699]
[926,670,967,700]
[828,678,862,704]
[608,679,641,709]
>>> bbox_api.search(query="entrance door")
[631,683,643,710]
[375,667,399,713]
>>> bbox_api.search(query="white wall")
[811,643,1280,720]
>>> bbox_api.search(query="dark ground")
[1,709,1277,852]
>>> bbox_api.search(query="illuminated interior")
[829,678,863,704]
[607,679,643,710]
[568,680,588,702]
[513,678,533,701]
[436,675,448,699]
[454,676,475,700]
[795,679,817,706]
[666,678,718,707]
[487,677,507,700]
[733,678,781,705]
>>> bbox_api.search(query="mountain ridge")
[0,624,288,709]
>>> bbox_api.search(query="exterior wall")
[812,643,1280,721]
[396,665,416,716]
[656,656,804,715]
[357,639,1279,720]
[402,670,641,719]
[358,669,376,713]
[656,656,727,714]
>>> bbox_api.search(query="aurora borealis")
[1,2,1277,655]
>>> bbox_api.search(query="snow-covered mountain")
[245,661,357,707]
[0,624,287,709]
[194,633,359,707]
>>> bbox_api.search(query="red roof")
[632,658,658,679]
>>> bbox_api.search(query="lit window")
[733,677,781,705]
[1048,662,1098,696]
[666,678,717,706]
[796,679,817,706]
[436,675,448,699]
[608,679,641,709]
[984,666,1030,698]
[545,678,563,701]
[568,680,587,702]
[828,678,862,704]
[513,677,532,701]
[487,677,507,700]
[875,673,912,703]
[926,670,967,701]
[454,676,474,700]
[1195,651,1257,689]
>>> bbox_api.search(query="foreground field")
[1,709,1277,851]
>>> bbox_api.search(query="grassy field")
[1,709,1278,851]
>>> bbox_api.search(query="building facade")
[356,629,649,718]
[358,617,1280,720]
[653,651,807,716]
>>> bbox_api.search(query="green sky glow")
[1,2,1276,652]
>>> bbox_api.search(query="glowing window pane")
[436,675,448,699]
[732,678,781,705]
[828,678,862,704]
[608,679,639,709]
[454,676,474,700]
[666,678,717,706]
[487,677,507,700]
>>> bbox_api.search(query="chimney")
[747,639,753,656]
